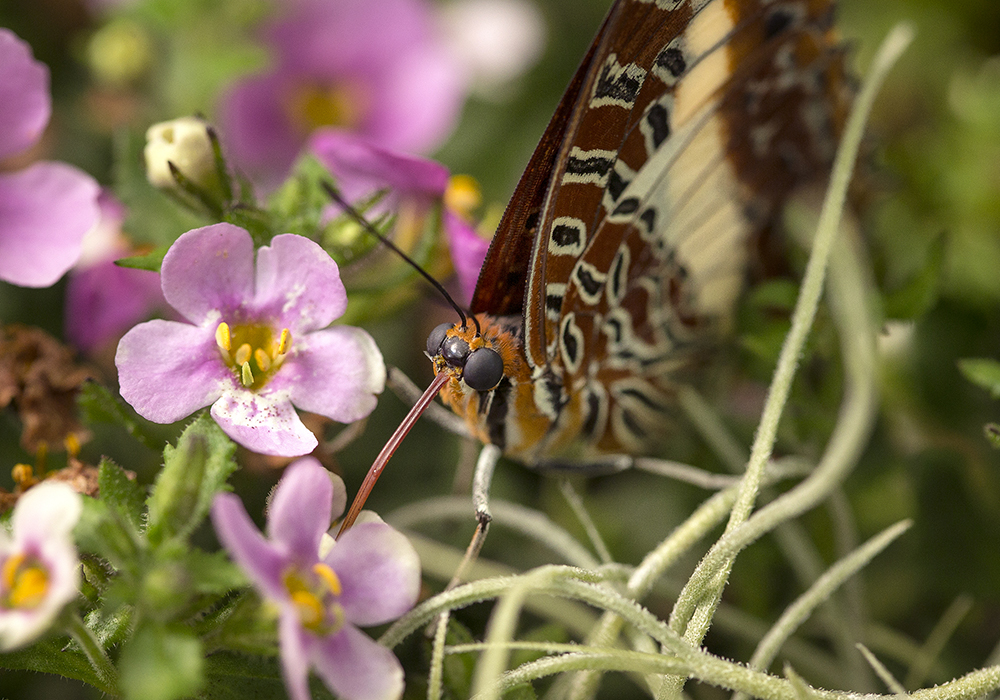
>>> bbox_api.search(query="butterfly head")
[426,321,505,393]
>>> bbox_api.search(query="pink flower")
[0,482,82,650]
[310,130,490,304]
[218,0,466,190]
[0,29,100,288]
[64,192,167,353]
[211,457,420,700]
[115,224,385,456]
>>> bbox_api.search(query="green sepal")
[118,622,204,700]
[146,413,237,545]
[957,357,1000,398]
[115,246,169,272]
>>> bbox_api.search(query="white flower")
[0,482,82,650]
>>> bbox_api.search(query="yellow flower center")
[286,80,368,135]
[1,552,50,610]
[445,174,483,221]
[283,563,345,635]
[215,322,292,391]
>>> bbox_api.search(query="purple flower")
[217,0,466,189]
[65,192,167,353]
[0,29,100,288]
[115,224,385,456]
[211,457,420,700]
[0,482,82,650]
[310,130,490,303]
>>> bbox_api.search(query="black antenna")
[321,181,480,335]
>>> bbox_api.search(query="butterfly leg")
[440,443,501,592]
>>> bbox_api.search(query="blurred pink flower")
[0,29,100,288]
[310,130,489,303]
[218,0,466,190]
[64,192,166,353]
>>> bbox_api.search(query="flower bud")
[144,117,224,201]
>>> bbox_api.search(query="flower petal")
[210,493,287,599]
[116,319,225,423]
[326,522,420,627]
[310,624,404,700]
[217,73,303,192]
[266,458,334,561]
[210,388,317,457]
[309,129,448,206]
[283,326,385,424]
[0,163,100,287]
[0,29,50,160]
[278,607,313,700]
[253,234,347,332]
[65,261,164,352]
[366,43,466,155]
[12,482,82,541]
[444,210,490,305]
[160,223,255,324]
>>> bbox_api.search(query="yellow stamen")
[11,464,35,488]
[240,361,254,387]
[64,433,82,457]
[290,590,324,629]
[254,348,272,372]
[276,329,292,357]
[2,554,49,610]
[234,343,252,366]
[215,322,232,352]
[445,174,482,220]
[312,563,342,597]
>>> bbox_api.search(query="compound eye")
[426,323,452,356]
[464,347,504,392]
[441,336,471,367]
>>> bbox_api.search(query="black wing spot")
[613,197,640,216]
[765,9,794,38]
[646,102,671,150]
[606,168,628,202]
[656,47,686,78]
[576,266,603,297]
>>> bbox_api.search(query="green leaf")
[0,639,104,692]
[98,458,147,533]
[185,548,247,595]
[76,496,143,569]
[77,381,170,451]
[958,357,1000,398]
[119,623,203,700]
[147,414,237,544]
[201,652,291,700]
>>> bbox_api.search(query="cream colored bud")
[144,117,219,193]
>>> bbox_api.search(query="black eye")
[426,323,452,356]
[441,336,471,366]
[464,348,504,392]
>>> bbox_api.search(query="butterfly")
[339,0,850,532]
[425,0,850,467]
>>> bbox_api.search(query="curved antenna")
[322,182,474,332]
